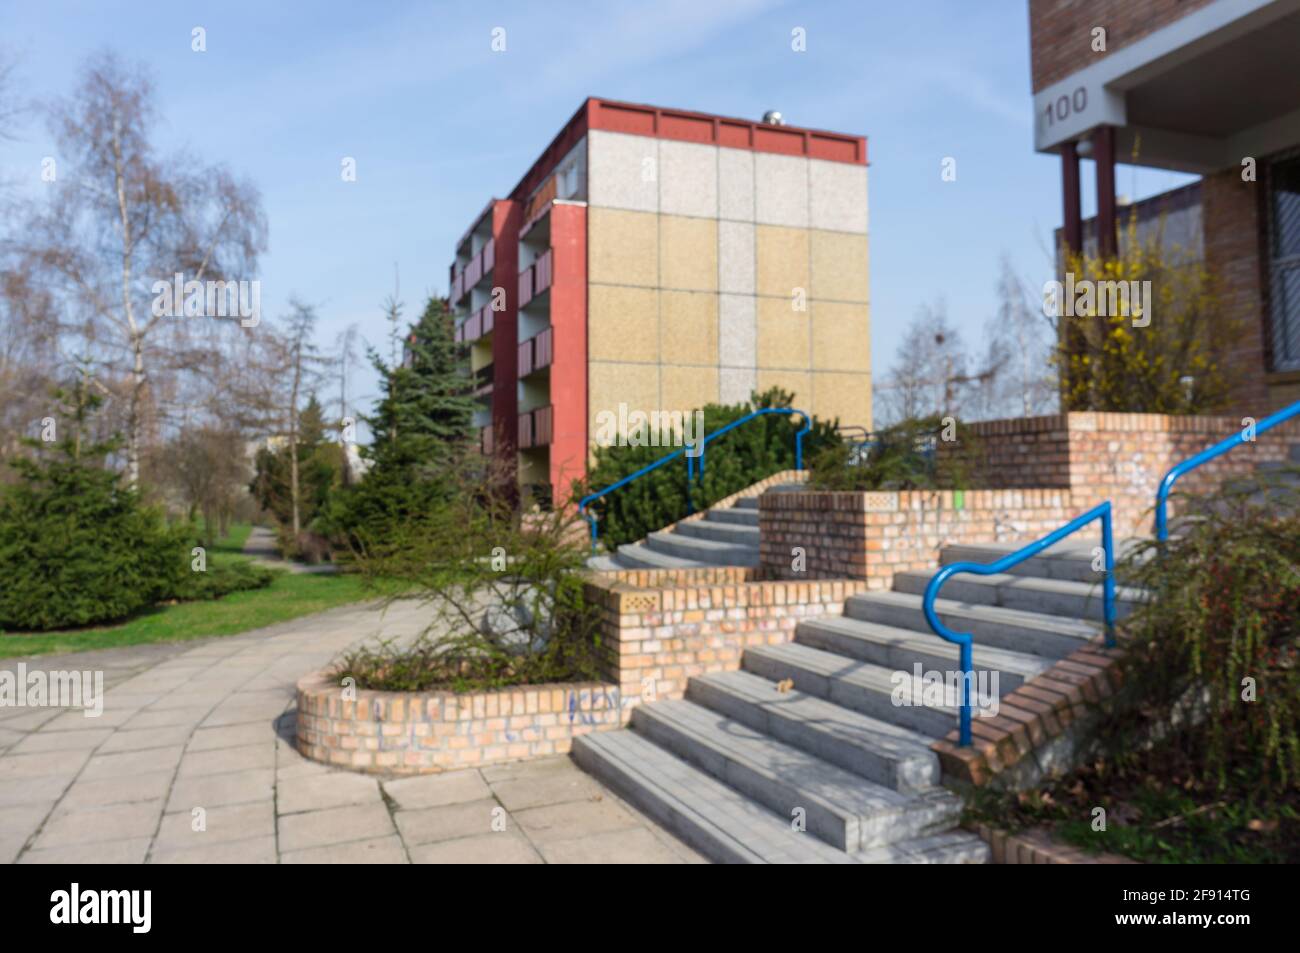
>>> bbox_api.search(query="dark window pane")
[1272,156,1300,259]
[1273,263,1300,370]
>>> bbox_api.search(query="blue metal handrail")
[690,407,810,481]
[579,407,810,554]
[922,500,1117,747]
[1155,398,1300,541]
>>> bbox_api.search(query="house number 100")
[1045,87,1088,126]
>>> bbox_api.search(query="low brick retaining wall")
[760,488,1077,586]
[760,411,1299,585]
[296,568,861,774]
[295,671,624,775]
[943,411,1299,539]
[931,638,1123,790]
[972,824,1137,864]
[584,567,867,706]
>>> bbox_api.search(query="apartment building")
[1030,0,1300,413]
[447,98,870,505]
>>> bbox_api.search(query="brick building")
[447,98,870,505]
[1029,0,1300,413]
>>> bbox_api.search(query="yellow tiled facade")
[585,128,871,441]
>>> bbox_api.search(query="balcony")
[448,237,496,309]
[517,326,554,379]
[455,304,495,345]
[471,364,493,398]
[479,424,494,455]
[517,248,553,310]
[517,404,553,450]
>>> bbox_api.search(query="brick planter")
[295,670,625,775]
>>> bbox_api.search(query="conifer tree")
[325,295,476,546]
[0,376,188,630]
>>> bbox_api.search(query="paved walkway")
[242,525,339,574]
[0,601,702,864]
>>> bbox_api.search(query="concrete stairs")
[1192,443,1300,516]
[575,537,1140,863]
[587,483,801,570]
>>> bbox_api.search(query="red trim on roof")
[587,97,867,166]
[504,97,867,206]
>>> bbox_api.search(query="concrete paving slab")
[277,801,395,852]
[409,831,543,864]
[382,770,493,810]
[281,834,408,864]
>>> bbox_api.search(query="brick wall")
[760,488,1078,587]
[295,672,620,775]
[584,569,866,704]
[954,412,1298,538]
[297,569,863,774]
[1029,0,1216,92]
[1201,168,1300,412]
[761,412,1300,584]
[1056,411,1296,536]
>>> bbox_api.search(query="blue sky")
[1,0,1195,414]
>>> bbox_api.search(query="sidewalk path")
[0,601,702,864]
[241,525,339,575]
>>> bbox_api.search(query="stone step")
[705,507,760,527]
[645,530,758,566]
[674,519,760,546]
[1254,461,1300,485]
[795,615,1051,692]
[585,554,625,571]
[743,642,958,737]
[891,570,1146,623]
[631,700,962,851]
[734,496,759,510]
[571,729,858,863]
[938,538,1147,584]
[613,541,703,569]
[845,591,1100,660]
[855,828,991,864]
[1291,445,1300,464]
[939,541,1103,584]
[687,670,941,793]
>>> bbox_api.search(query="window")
[1268,154,1300,371]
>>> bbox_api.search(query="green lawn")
[0,522,383,657]
[207,521,254,556]
[0,569,378,657]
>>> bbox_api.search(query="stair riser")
[891,575,1139,623]
[939,548,1101,584]
[845,599,1089,659]
[860,834,992,864]
[571,737,762,863]
[632,708,857,850]
[742,653,955,737]
[614,546,679,569]
[794,625,1030,693]
[646,534,759,566]
[674,521,760,545]
[631,708,958,850]
[705,508,760,527]
[685,678,938,793]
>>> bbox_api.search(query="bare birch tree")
[14,52,266,486]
